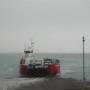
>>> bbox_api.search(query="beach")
[8,76,86,90]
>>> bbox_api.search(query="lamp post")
[82,36,85,82]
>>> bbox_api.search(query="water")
[0,53,90,80]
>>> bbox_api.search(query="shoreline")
[8,76,90,90]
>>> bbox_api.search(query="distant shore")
[8,76,90,90]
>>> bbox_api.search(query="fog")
[0,0,90,53]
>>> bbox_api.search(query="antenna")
[28,38,35,54]
[24,40,27,51]
[28,38,34,49]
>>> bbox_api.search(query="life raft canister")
[20,65,28,76]
[48,64,60,74]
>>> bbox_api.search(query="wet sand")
[8,76,86,90]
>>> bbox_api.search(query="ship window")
[24,50,33,53]
[44,58,52,65]
[55,60,60,64]
[24,51,30,53]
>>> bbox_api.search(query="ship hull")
[20,64,60,77]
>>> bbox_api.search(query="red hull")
[48,64,60,74]
[20,64,60,76]
[20,65,28,76]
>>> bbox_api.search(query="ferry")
[20,41,60,77]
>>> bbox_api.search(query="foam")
[0,78,45,90]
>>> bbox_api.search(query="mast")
[24,39,34,55]
[30,40,34,54]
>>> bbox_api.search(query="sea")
[0,53,90,89]
[0,53,90,80]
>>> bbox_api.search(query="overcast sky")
[0,0,90,53]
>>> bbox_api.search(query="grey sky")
[0,0,90,53]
